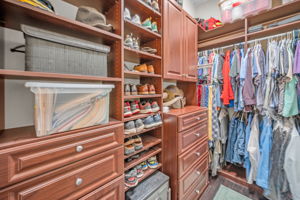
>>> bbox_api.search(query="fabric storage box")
[25,82,114,137]
[21,24,110,76]
[126,171,170,200]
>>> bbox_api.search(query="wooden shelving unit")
[124,125,162,138]
[123,0,163,191]
[198,0,300,50]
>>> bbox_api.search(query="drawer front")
[179,155,208,198]
[183,171,208,200]
[0,123,123,188]
[0,147,123,200]
[178,140,208,177]
[79,176,124,200]
[178,110,207,132]
[178,122,207,154]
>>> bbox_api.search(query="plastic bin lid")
[25,82,115,89]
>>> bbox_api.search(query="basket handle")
[10,45,25,53]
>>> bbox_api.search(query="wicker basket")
[21,25,110,76]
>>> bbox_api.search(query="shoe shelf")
[124,19,161,39]
[124,94,162,99]
[124,163,162,192]
[125,125,162,139]
[0,0,122,43]
[124,46,162,60]
[0,69,123,82]
[124,112,161,122]
[124,71,162,78]
[125,0,161,18]
[124,135,161,159]
[125,146,162,171]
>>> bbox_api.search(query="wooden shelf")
[124,46,162,61]
[124,135,161,159]
[125,163,162,192]
[125,0,161,18]
[124,94,162,99]
[125,147,161,171]
[124,71,162,78]
[0,118,122,150]
[0,69,122,82]
[125,125,162,139]
[124,112,160,122]
[0,0,122,43]
[124,19,161,40]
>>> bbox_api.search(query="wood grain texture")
[0,146,124,200]
[0,123,124,188]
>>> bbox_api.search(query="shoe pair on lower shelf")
[124,113,162,134]
[124,136,143,155]
[125,156,159,188]
[124,100,159,118]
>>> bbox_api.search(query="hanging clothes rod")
[199,29,299,53]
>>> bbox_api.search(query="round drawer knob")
[195,133,200,137]
[195,152,200,157]
[76,178,83,186]
[76,145,84,152]
[195,190,200,194]
[196,171,201,175]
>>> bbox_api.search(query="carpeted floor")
[199,176,267,200]
[214,185,252,200]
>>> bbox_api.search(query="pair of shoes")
[125,168,139,187]
[125,153,140,162]
[147,156,159,168]
[124,100,160,117]
[142,17,158,33]
[124,101,140,117]
[124,84,138,96]
[133,64,155,74]
[124,34,140,50]
[143,113,162,128]
[124,136,143,155]
[124,8,142,25]
[140,101,160,114]
[124,119,144,135]
[137,84,156,95]
[142,0,160,12]
[141,47,157,54]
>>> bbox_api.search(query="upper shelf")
[125,0,161,18]
[0,0,122,44]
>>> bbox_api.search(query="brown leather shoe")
[148,84,156,94]
[147,65,155,74]
[131,84,138,95]
[134,64,147,73]
[137,84,149,95]
[124,84,131,96]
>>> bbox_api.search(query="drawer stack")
[162,106,208,200]
[0,123,124,200]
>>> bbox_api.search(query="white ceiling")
[190,0,210,6]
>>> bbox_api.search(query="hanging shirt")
[293,40,300,74]
[243,49,256,108]
[221,51,234,105]
[284,123,300,200]
[282,76,299,117]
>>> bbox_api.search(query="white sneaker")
[132,37,140,50]
[132,14,142,25]
[124,8,131,21]
[124,34,133,48]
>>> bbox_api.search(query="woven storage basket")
[21,24,110,76]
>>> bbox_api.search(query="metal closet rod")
[199,29,299,53]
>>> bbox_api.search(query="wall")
[193,0,221,20]
[183,0,197,17]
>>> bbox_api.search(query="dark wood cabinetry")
[163,0,198,82]
[162,106,208,200]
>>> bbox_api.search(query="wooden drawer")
[178,110,207,132]
[0,147,123,200]
[178,140,208,177]
[79,176,124,200]
[178,122,207,154]
[0,123,123,188]
[183,171,208,200]
[178,155,208,198]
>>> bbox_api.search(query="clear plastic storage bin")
[25,82,114,137]
[243,0,272,17]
